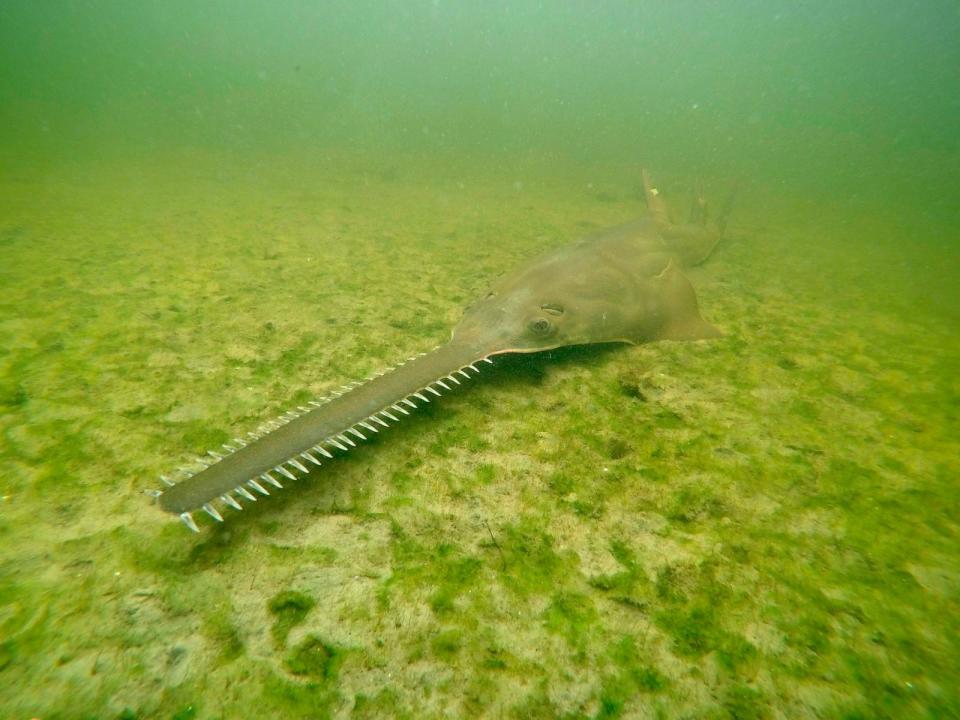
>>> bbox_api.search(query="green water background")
[3,1,958,212]
[1,2,958,718]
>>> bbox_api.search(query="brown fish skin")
[157,170,734,530]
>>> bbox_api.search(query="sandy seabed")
[1,150,957,719]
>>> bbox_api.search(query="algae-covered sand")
[1,153,958,719]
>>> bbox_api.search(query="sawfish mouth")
[154,341,494,532]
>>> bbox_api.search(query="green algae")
[588,540,652,610]
[542,591,599,650]
[269,591,316,647]
[352,689,409,720]
[498,516,580,598]
[721,684,768,720]
[382,525,485,617]
[430,628,464,660]
[1,158,958,720]
[260,673,342,720]
[285,635,344,679]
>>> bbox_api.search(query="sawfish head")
[451,233,720,357]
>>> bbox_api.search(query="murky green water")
[1,2,958,718]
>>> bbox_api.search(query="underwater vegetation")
[1,160,957,719]
[2,0,959,712]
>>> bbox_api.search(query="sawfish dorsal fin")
[651,259,721,342]
[641,168,736,268]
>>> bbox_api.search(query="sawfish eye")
[540,303,564,316]
[529,317,553,335]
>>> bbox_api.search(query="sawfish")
[155,170,734,531]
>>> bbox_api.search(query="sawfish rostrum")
[156,171,733,531]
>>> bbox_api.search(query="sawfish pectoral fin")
[654,314,722,342]
[650,259,722,342]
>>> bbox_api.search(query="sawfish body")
[156,172,732,531]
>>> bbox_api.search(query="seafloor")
[1,151,957,719]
